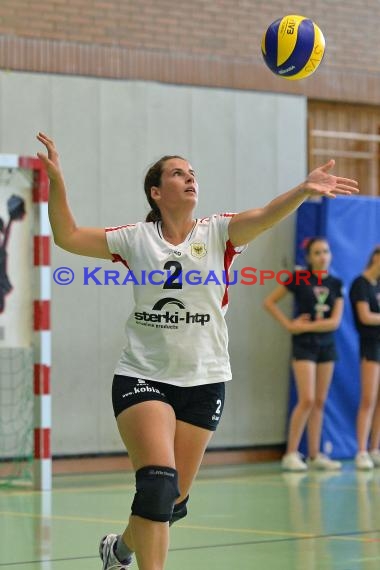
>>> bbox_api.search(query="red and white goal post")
[0,154,51,490]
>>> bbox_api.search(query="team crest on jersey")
[190,242,207,259]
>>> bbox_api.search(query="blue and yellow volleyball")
[261,15,325,80]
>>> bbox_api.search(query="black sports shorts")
[360,338,380,363]
[292,336,337,363]
[112,374,225,431]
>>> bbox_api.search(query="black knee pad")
[169,495,189,526]
[131,465,180,522]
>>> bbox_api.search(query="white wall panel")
[0,71,306,454]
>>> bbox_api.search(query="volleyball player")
[37,131,358,570]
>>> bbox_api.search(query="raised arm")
[37,133,111,259]
[228,160,359,247]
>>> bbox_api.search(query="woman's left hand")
[303,159,359,198]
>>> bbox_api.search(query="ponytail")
[146,208,161,223]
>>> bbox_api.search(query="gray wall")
[0,71,306,455]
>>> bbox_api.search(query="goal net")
[0,160,51,489]
[0,348,34,484]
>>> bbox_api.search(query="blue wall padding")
[288,196,380,458]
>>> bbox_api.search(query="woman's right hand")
[36,132,63,182]
[36,132,111,259]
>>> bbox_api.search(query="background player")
[350,246,380,470]
[263,237,344,471]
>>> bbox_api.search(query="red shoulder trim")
[221,239,241,308]
[105,224,136,232]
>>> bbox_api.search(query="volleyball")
[261,15,325,80]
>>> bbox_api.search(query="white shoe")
[355,451,374,471]
[99,534,133,570]
[282,452,307,471]
[369,449,380,467]
[307,453,342,471]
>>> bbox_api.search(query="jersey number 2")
[163,260,183,290]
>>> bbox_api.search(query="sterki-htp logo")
[134,297,210,329]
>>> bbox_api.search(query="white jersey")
[105,214,246,387]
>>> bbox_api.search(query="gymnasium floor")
[1,462,380,570]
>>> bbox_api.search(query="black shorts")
[292,337,337,363]
[360,338,380,363]
[112,375,225,431]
